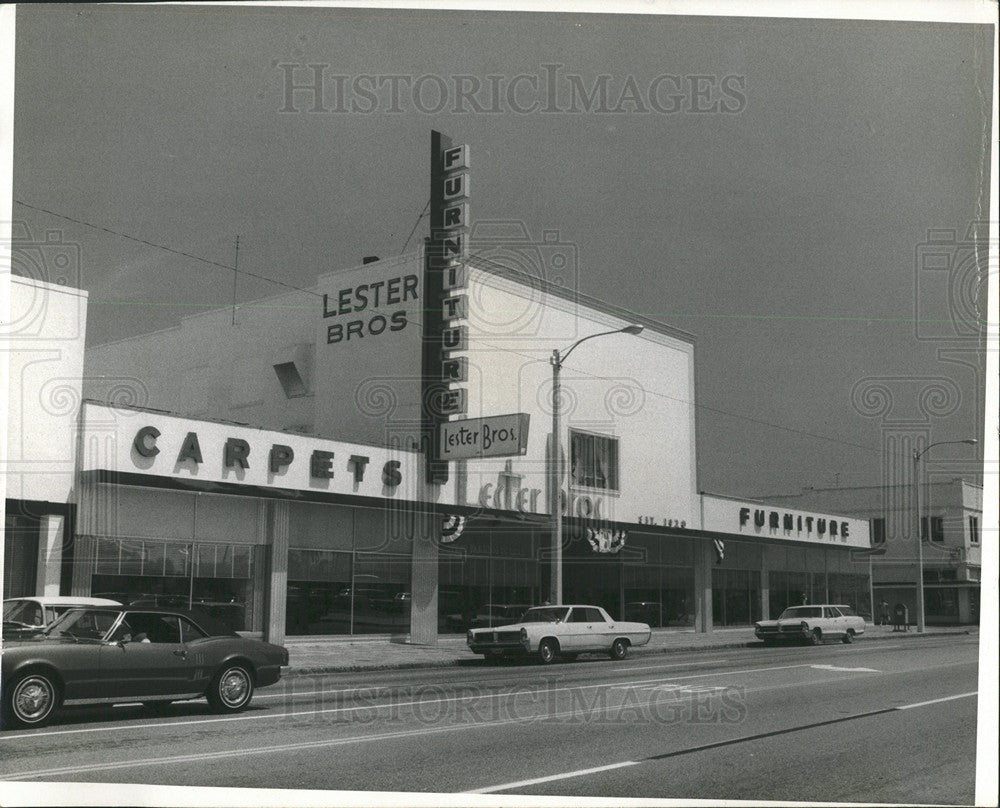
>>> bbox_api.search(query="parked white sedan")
[467,605,652,663]
[3,596,122,640]
[754,604,866,645]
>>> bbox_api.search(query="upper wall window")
[969,515,980,544]
[274,362,308,398]
[570,430,619,491]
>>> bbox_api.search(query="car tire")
[810,628,823,646]
[3,671,60,729]
[206,663,254,713]
[538,639,559,664]
[610,638,629,660]
[842,629,855,644]
[144,701,173,715]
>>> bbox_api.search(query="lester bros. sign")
[438,413,529,460]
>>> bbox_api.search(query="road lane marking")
[897,691,978,710]
[467,761,641,794]
[2,683,978,782]
[810,665,881,673]
[467,689,980,794]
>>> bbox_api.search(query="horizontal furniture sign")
[439,413,530,460]
[701,494,871,549]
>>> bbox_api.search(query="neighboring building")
[758,480,982,624]
[4,274,88,599]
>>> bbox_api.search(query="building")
[758,480,982,624]
[6,136,873,646]
[4,273,87,600]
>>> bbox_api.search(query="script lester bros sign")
[438,413,530,461]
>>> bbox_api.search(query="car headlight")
[520,627,528,646]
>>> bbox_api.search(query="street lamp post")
[912,438,977,633]
[550,324,644,605]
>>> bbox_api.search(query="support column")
[694,540,714,633]
[957,587,972,624]
[36,514,65,596]
[265,500,289,646]
[760,550,770,621]
[410,508,439,644]
[70,535,94,596]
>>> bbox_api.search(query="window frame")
[569,429,620,492]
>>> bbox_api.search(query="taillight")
[467,630,474,645]
[520,628,528,645]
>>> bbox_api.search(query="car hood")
[1,635,104,648]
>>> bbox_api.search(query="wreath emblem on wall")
[587,528,627,554]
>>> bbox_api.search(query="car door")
[581,607,613,650]
[560,608,591,650]
[823,606,843,636]
[100,612,197,698]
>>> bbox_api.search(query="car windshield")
[44,608,121,640]
[778,607,822,619]
[3,600,44,627]
[520,607,569,624]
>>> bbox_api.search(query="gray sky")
[11,5,992,498]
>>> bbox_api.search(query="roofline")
[467,254,696,346]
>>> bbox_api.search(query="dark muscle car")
[1,606,289,729]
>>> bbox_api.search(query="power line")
[13,199,323,299]
[400,198,430,255]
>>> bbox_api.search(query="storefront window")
[439,528,542,633]
[90,538,255,632]
[286,549,351,635]
[712,568,760,626]
[925,587,959,618]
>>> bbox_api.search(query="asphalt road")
[0,635,979,804]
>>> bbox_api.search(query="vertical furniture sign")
[423,131,471,483]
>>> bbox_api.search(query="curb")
[281,627,975,678]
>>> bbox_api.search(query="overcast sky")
[10,4,992,498]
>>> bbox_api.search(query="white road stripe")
[810,665,881,673]
[2,683,978,781]
[467,761,641,794]
[466,689,981,794]
[897,691,978,710]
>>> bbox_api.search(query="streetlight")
[550,324,644,605]
[912,438,977,633]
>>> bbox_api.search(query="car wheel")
[610,638,629,660]
[4,671,59,729]
[207,663,254,713]
[144,701,173,715]
[538,639,559,664]
[842,629,855,644]
[810,629,823,646]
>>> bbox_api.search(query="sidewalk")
[282,623,976,677]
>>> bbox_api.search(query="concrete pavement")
[282,622,976,676]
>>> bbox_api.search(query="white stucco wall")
[452,265,699,527]
[4,275,88,504]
